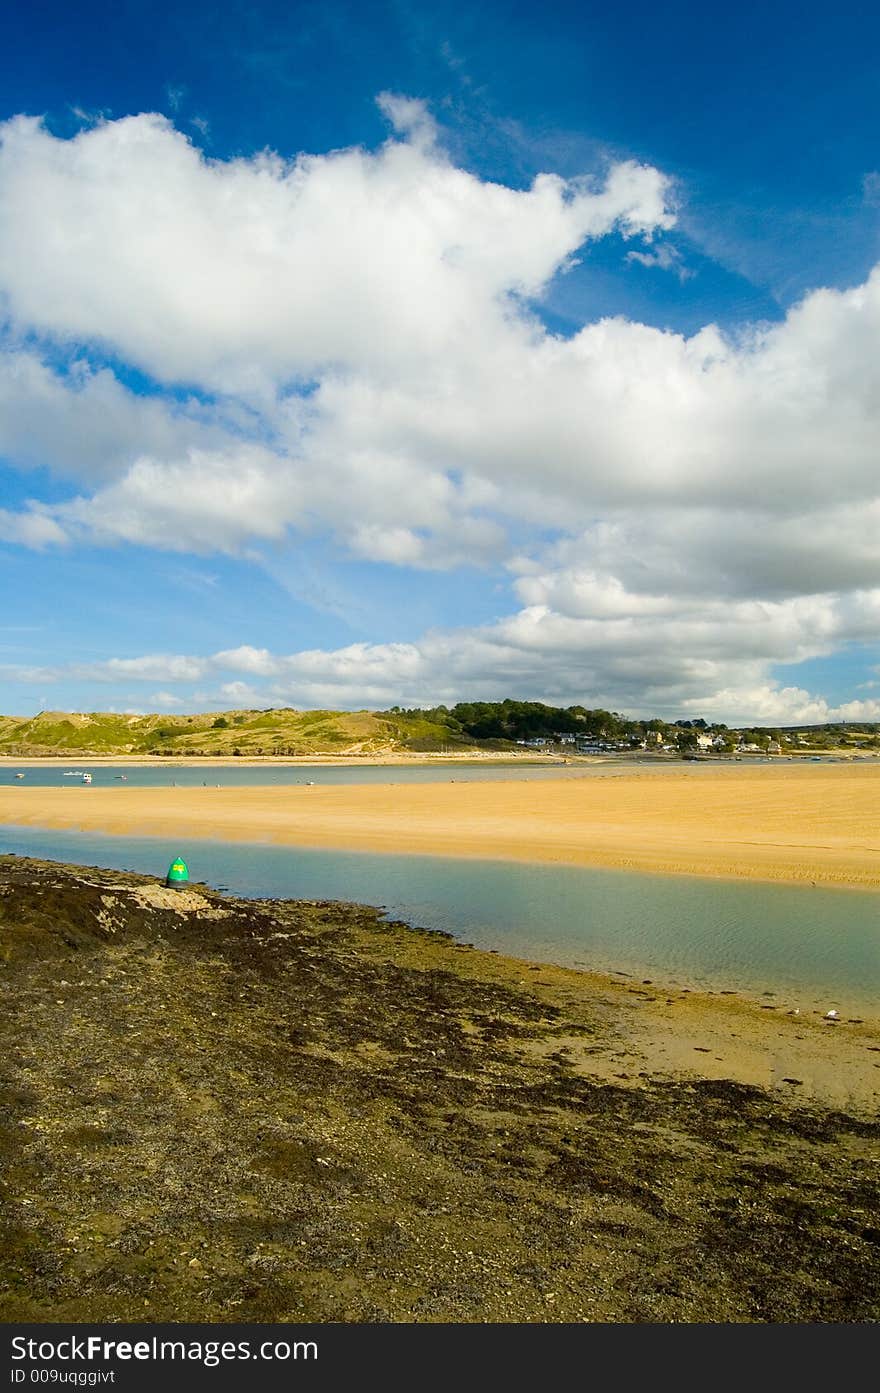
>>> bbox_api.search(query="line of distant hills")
[0,702,877,758]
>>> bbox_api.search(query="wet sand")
[1,762,879,891]
[0,750,561,767]
[2,855,878,1323]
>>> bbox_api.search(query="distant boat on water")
[14,772,24,779]
[81,772,92,784]
[114,774,128,781]
[63,771,85,777]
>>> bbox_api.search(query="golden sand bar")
[2,763,879,890]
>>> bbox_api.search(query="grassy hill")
[2,703,877,759]
[0,708,484,758]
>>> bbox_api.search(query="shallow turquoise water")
[0,760,582,789]
[0,755,835,789]
[1,822,877,1018]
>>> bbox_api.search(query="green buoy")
[165,856,189,889]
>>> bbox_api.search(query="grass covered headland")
[1,856,878,1323]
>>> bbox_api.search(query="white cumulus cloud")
[0,100,878,717]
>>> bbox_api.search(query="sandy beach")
[0,750,561,767]
[1,762,878,890]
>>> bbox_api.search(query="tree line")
[386,700,680,743]
[383,701,880,748]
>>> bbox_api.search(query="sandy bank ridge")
[1,762,879,892]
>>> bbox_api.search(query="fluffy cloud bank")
[0,103,672,392]
[0,99,879,716]
[12,586,880,725]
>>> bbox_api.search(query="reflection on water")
[1,823,877,1018]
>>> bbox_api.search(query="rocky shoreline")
[1,854,878,1323]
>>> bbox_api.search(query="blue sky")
[1,0,878,722]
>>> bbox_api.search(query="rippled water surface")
[1,759,582,788]
[0,755,841,789]
[2,822,877,1018]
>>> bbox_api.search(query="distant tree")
[742,730,770,750]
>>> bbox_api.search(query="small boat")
[63,771,85,777]
[114,774,128,781]
[81,772,92,784]
[14,772,24,779]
